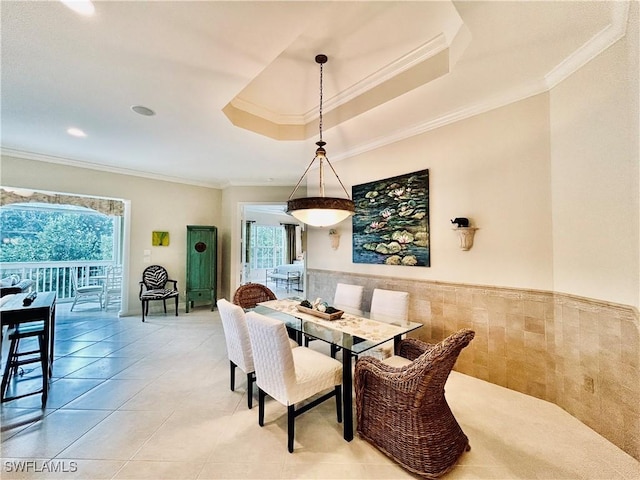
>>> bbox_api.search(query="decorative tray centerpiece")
[296,299,344,320]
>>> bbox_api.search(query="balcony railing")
[1,261,114,303]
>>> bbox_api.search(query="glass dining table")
[253,298,423,441]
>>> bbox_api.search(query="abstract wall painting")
[352,169,430,266]
[152,231,170,246]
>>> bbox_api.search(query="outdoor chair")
[232,283,276,309]
[355,329,475,478]
[246,311,342,453]
[217,298,297,409]
[139,265,179,322]
[70,267,103,311]
[103,264,123,311]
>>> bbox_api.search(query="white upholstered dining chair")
[245,311,343,453]
[364,288,410,360]
[217,299,297,409]
[305,283,365,349]
[333,283,364,316]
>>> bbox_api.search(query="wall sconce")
[451,218,478,250]
[329,229,341,250]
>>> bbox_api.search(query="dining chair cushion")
[381,354,412,368]
[140,289,177,300]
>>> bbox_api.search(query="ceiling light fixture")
[67,127,87,137]
[60,0,95,16]
[287,55,355,228]
[131,105,156,117]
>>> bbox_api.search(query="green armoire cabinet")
[186,225,217,312]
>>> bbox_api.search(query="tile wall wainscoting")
[307,269,640,461]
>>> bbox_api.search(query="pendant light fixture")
[287,54,355,228]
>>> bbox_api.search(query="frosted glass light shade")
[287,197,355,227]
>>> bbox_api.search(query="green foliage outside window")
[0,205,114,262]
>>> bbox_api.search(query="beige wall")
[308,93,555,292]
[0,155,222,315]
[550,4,639,308]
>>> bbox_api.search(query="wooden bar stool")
[1,320,48,406]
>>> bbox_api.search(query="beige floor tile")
[1,407,54,441]
[58,410,171,460]
[0,409,111,459]
[281,461,370,479]
[131,407,225,462]
[113,460,204,479]
[198,462,284,480]
[64,379,151,410]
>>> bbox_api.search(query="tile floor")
[1,302,638,480]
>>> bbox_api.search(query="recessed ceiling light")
[131,105,156,117]
[67,127,87,138]
[60,0,95,16]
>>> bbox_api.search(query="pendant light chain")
[286,54,355,226]
[318,60,325,196]
[318,61,323,144]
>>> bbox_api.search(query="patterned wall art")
[152,231,170,246]
[352,169,430,266]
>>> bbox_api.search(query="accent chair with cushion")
[139,265,179,322]
[245,311,343,453]
[355,329,475,478]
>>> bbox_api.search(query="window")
[250,224,285,269]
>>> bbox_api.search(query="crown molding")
[545,1,629,88]
[0,148,225,189]
[333,3,630,163]
[227,98,305,126]
[303,33,449,124]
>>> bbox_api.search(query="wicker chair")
[232,283,276,309]
[355,329,475,479]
